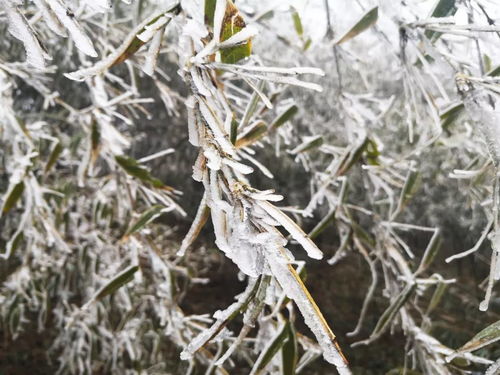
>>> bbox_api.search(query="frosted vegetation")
[1,0,500,374]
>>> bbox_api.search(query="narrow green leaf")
[440,102,464,129]
[2,181,25,214]
[91,121,101,161]
[236,121,268,148]
[45,142,63,173]
[270,105,298,130]
[338,137,371,175]
[335,6,378,45]
[112,10,178,67]
[291,9,303,37]
[124,205,165,238]
[94,265,139,301]
[399,169,420,208]
[457,320,500,354]
[425,0,457,40]
[205,0,216,26]
[386,368,423,375]
[487,64,500,77]
[291,136,323,154]
[352,220,375,248]
[309,209,336,240]
[251,323,290,375]
[429,0,457,18]
[303,37,312,51]
[425,282,448,316]
[220,1,252,64]
[484,54,492,73]
[415,229,441,275]
[282,323,298,375]
[230,119,239,145]
[370,283,416,339]
[115,155,170,189]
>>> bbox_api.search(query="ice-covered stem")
[458,75,500,311]
[178,7,349,372]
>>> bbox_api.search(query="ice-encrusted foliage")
[2,0,500,374]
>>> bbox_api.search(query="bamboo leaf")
[115,155,172,190]
[65,6,179,80]
[415,229,441,275]
[258,201,324,259]
[45,142,63,174]
[457,320,500,354]
[425,0,457,40]
[124,205,165,238]
[440,102,464,129]
[267,248,349,368]
[398,169,420,209]
[282,323,298,375]
[2,181,25,214]
[370,283,416,339]
[290,135,323,154]
[93,265,139,302]
[219,1,252,64]
[291,9,303,37]
[270,105,298,130]
[236,121,268,148]
[426,282,448,316]
[250,323,290,375]
[205,0,217,26]
[335,6,378,45]
[487,64,500,77]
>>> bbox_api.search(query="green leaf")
[124,205,165,238]
[281,323,298,375]
[290,135,323,154]
[236,121,268,148]
[487,64,500,77]
[484,54,492,73]
[335,6,378,45]
[429,0,457,18]
[425,281,448,316]
[219,1,252,64]
[230,119,239,145]
[425,0,457,41]
[91,121,101,162]
[270,105,298,130]
[205,0,216,26]
[370,283,416,339]
[457,320,500,354]
[309,209,336,240]
[45,142,63,174]
[415,229,441,275]
[399,169,420,208]
[115,155,171,190]
[303,37,312,51]
[93,265,139,301]
[291,9,303,37]
[440,102,464,130]
[112,9,178,67]
[2,181,25,214]
[251,323,290,375]
[338,137,378,175]
[386,368,423,375]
